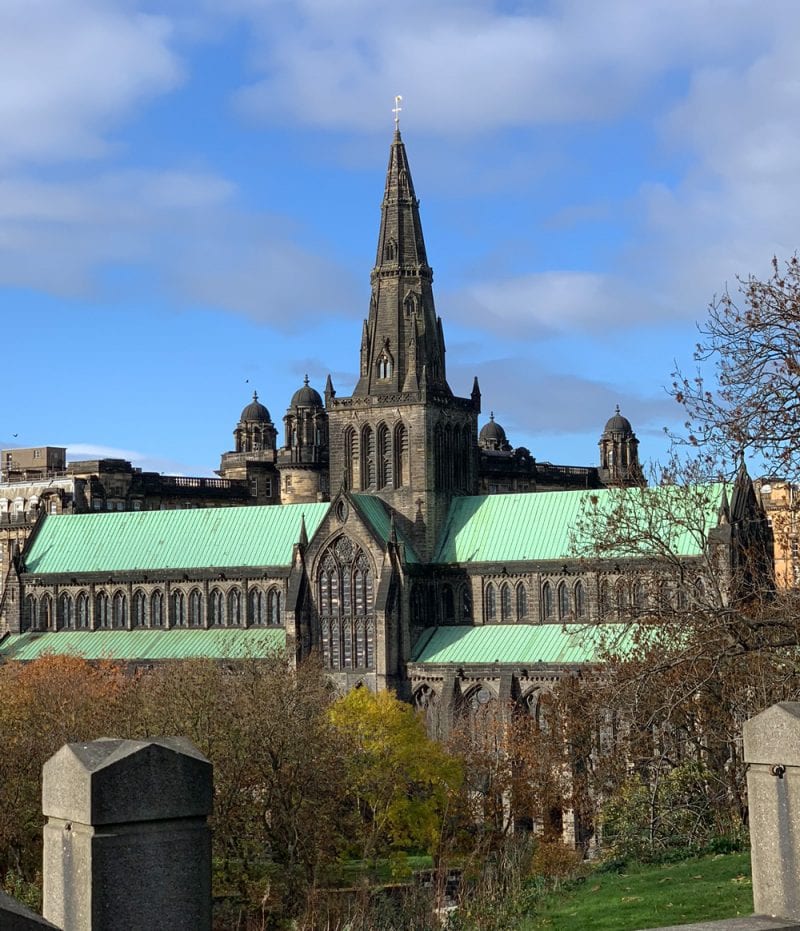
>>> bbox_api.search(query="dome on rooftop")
[290,375,323,408]
[240,391,271,423]
[479,413,509,450]
[603,406,633,435]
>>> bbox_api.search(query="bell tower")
[327,119,479,560]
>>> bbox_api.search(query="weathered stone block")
[744,703,800,921]
[42,737,212,931]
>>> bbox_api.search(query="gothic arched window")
[485,582,496,621]
[599,580,611,619]
[96,592,110,629]
[461,586,473,620]
[574,580,586,619]
[59,593,74,630]
[558,582,570,620]
[188,589,202,627]
[40,594,53,630]
[316,539,374,670]
[133,590,146,627]
[209,588,224,626]
[516,583,527,621]
[249,588,267,626]
[542,581,554,621]
[500,583,512,621]
[268,588,282,626]
[377,422,391,489]
[25,595,36,629]
[615,579,627,618]
[394,422,408,488]
[377,354,392,379]
[112,591,127,629]
[151,590,164,627]
[344,426,357,489]
[171,590,186,628]
[361,426,375,490]
[228,588,242,626]
[76,592,89,629]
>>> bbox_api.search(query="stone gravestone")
[42,737,212,931]
[744,703,800,922]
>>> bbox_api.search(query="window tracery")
[317,538,374,670]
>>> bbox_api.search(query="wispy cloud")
[0,0,181,166]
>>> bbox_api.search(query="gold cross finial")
[392,95,403,130]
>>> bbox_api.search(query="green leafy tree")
[329,687,463,871]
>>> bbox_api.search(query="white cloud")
[0,169,359,323]
[449,356,677,454]
[0,0,182,166]
[444,271,648,335]
[230,0,783,135]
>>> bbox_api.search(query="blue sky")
[2,0,798,477]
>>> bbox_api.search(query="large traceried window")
[317,537,374,670]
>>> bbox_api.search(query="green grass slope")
[524,852,752,931]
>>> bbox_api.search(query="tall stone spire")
[353,130,449,398]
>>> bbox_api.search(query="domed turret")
[217,390,279,499]
[603,406,633,436]
[277,376,329,504]
[290,376,323,409]
[232,391,277,454]
[599,406,641,486]
[240,391,271,423]
[478,413,511,452]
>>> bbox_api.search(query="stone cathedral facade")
[0,130,770,764]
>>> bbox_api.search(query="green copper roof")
[433,485,726,565]
[0,628,286,662]
[351,494,419,564]
[23,503,330,575]
[412,623,638,665]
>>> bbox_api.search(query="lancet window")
[151,590,164,627]
[317,537,374,670]
[112,591,127,629]
[76,592,89,629]
[188,589,203,627]
[133,590,146,627]
[60,593,74,630]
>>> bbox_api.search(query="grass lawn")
[523,851,752,930]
